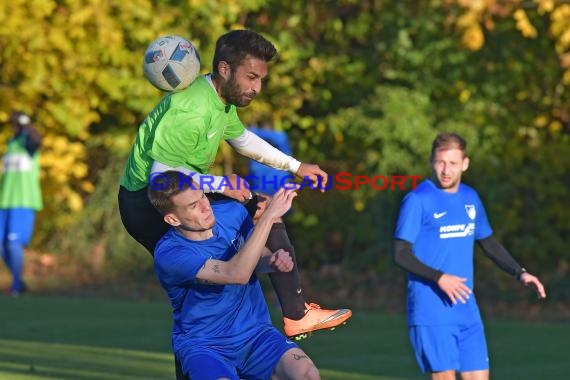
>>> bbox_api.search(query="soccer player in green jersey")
[119,30,351,344]
[0,112,43,296]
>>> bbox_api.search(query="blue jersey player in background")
[393,133,546,380]
[148,171,320,380]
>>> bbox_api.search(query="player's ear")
[462,156,470,172]
[218,61,230,79]
[164,213,181,227]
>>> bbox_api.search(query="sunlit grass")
[0,295,568,379]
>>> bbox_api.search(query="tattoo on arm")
[211,263,220,273]
[293,354,308,361]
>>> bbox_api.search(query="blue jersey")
[154,200,273,357]
[395,180,493,326]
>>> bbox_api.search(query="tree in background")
[0,0,567,299]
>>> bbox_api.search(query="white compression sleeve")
[150,161,226,193]
[228,130,301,173]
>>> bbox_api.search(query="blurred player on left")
[0,112,43,296]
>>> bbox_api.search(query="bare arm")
[195,188,297,284]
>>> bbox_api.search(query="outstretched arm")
[228,130,301,172]
[477,236,546,299]
[228,130,328,190]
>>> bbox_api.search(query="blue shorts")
[180,327,298,380]
[409,322,489,373]
[0,208,36,245]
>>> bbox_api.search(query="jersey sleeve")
[474,193,493,240]
[394,192,423,244]
[222,108,245,140]
[150,108,204,168]
[154,242,209,287]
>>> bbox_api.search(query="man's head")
[430,133,469,193]
[148,171,215,233]
[9,111,32,134]
[212,29,277,107]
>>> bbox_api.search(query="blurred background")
[0,0,568,319]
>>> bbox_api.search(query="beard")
[222,74,255,107]
[433,173,460,191]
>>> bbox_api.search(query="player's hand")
[222,174,253,203]
[519,272,547,299]
[268,249,293,272]
[295,163,328,192]
[263,186,297,220]
[437,274,472,305]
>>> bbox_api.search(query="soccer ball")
[143,35,201,92]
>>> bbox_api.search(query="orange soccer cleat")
[283,303,352,340]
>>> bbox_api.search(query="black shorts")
[118,186,259,255]
[118,186,170,255]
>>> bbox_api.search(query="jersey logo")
[439,223,475,239]
[231,233,245,251]
[433,211,447,219]
[465,204,476,220]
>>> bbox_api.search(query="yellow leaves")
[564,69,570,85]
[463,24,485,51]
[459,89,472,103]
[534,114,549,128]
[458,0,488,13]
[354,200,365,212]
[549,120,563,133]
[550,4,570,53]
[536,0,555,14]
[41,134,90,212]
[453,2,487,50]
[514,9,538,38]
[48,28,74,53]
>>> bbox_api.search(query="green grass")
[0,295,568,379]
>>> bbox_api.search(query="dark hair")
[147,171,197,215]
[430,132,467,161]
[212,29,277,75]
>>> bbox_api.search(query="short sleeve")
[394,192,423,244]
[154,242,209,287]
[474,194,493,240]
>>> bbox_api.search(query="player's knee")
[6,235,24,254]
[303,365,320,380]
[293,359,320,380]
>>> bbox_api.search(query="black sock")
[266,223,306,320]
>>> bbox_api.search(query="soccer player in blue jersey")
[148,171,320,380]
[393,133,546,380]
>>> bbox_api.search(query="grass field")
[0,295,568,380]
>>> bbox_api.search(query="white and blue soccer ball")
[143,35,201,92]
